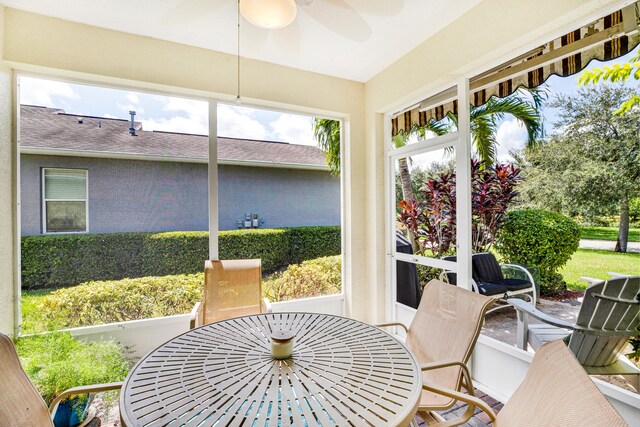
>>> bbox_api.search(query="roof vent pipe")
[129,111,137,136]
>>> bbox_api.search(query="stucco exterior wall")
[20,155,340,235]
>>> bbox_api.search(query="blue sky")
[19,77,316,145]
[19,49,639,157]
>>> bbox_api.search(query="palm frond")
[313,118,341,176]
[470,114,498,163]
[472,96,543,149]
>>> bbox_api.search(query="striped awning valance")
[391,2,640,136]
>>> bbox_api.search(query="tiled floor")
[413,388,504,426]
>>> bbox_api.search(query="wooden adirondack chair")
[421,340,628,426]
[510,275,640,375]
[190,259,271,328]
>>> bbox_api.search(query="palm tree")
[313,119,341,176]
[448,89,546,163]
[314,88,545,175]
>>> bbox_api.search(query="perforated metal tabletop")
[120,313,421,427]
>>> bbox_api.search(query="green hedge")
[21,226,341,289]
[36,274,203,328]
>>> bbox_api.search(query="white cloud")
[217,104,267,139]
[269,114,314,145]
[125,93,140,104]
[495,118,527,161]
[19,76,79,106]
[141,116,208,135]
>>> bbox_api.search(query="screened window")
[43,168,88,233]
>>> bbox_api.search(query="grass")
[580,226,640,242]
[20,288,55,334]
[560,249,640,291]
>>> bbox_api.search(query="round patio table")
[120,313,421,427]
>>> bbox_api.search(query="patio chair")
[377,279,494,423]
[421,339,628,426]
[0,333,122,427]
[509,275,640,376]
[190,259,271,329]
[439,253,536,312]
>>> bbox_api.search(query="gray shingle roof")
[19,105,328,169]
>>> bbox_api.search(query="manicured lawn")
[560,249,640,291]
[580,226,640,242]
[20,288,55,334]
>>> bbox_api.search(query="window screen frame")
[41,167,89,234]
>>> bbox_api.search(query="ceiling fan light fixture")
[240,0,297,30]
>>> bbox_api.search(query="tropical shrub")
[398,160,522,256]
[15,332,129,404]
[496,209,580,295]
[37,274,203,328]
[263,255,341,302]
[21,226,341,289]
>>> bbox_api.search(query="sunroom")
[0,0,639,425]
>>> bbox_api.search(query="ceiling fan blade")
[161,0,224,26]
[303,0,371,42]
[347,0,404,16]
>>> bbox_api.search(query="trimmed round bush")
[496,209,580,295]
[263,255,341,302]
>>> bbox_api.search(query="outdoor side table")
[120,313,421,427]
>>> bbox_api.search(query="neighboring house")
[19,105,340,236]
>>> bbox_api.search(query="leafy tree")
[520,85,640,252]
[578,49,640,114]
[398,160,522,256]
[394,160,455,206]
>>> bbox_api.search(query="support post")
[455,78,472,290]
[208,100,219,260]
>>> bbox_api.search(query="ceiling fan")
[164,0,403,42]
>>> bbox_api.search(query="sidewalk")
[579,239,640,253]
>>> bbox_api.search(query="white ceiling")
[0,0,481,82]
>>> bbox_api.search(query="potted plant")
[15,331,129,427]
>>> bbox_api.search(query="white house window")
[43,168,88,233]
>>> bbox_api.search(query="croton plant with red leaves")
[398,160,522,257]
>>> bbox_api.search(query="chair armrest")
[421,360,474,395]
[580,276,602,286]
[375,322,409,333]
[501,264,537,306]
[49,382,123,415]
[500,264,535,284]
[190,301,203,329]
[262,298,272,313]
[422,382,496,426]
[508,299,576,330]
[608,272,631,278]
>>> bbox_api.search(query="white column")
[0,6,17,336]
[456,78,472,290]
[208,100,219,260]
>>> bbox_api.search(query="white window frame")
[16,72,349,336]
[41,167,89,234]
[385,79,472,323]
